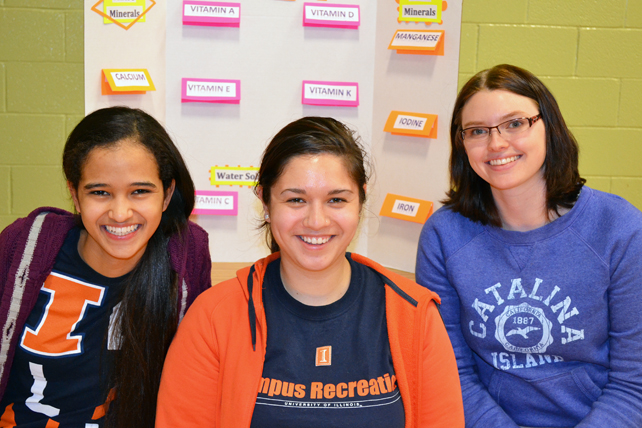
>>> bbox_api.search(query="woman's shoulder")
[584,187,642,218]
[183,275,249,326]
[572,187,642,234]
[419,205,487,256]
[566,187,642,265]
[1,207,75,247]
[180,220,210,252]
[423,205,485,234]
[169,221,211,270]
[349,253,440,304]
[186,219,208,237]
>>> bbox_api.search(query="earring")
[264,213,270,221]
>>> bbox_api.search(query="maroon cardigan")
[0,207,211,399]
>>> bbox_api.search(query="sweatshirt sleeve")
[575,225,642,427]
[416,219,519,428]
[0,217,27,298]
[419,300,465,427]
[156,292,220,427]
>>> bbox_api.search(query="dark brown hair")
[63,106,195,428]
[255,117,369,253]
[444,64,585,226]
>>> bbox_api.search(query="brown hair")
[444,64,585,226]
[255,117,369,253]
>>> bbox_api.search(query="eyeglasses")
[461,114,542,142]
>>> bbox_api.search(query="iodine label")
[394,115,427,131]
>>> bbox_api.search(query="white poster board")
[85,0,462,272]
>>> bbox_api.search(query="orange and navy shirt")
[250,258,404,428]
[0,227,123,428]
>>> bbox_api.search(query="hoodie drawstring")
[247,265,257,351]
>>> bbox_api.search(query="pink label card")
[181,78,241,104]
[192,190,238,216]
[302,81,359,107]
[303,3,360,29]
[182,1,240,27]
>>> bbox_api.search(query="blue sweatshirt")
[416,187,642,427]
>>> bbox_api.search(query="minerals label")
[106,6,142,18]
[401,5,437,18]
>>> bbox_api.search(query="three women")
[4,63,638,428]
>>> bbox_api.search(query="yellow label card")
[398,0,441,23]
[210,166,259,186]
[104,0,146,24]
[102,69,155,94]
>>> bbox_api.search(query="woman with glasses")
[416,64,642,427]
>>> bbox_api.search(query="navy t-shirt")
[0,227,125,427]
[250,256,405,428]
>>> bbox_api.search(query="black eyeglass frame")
[460,114,542,141]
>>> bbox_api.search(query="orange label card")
[384,111,437,138]
[379,194,433,224]
[388,30,444,56]
[101,69,155,95]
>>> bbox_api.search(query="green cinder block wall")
[0,0,83,230]
[0,0,641,231]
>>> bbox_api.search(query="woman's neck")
[492,179,551,232]
[279,256,352,306]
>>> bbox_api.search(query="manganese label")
[391,31,441,48]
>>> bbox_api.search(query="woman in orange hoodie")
[156,117,464,428]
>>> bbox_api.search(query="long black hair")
[255,117,369,253]
[445,64,585,226]
[63,106,195,428]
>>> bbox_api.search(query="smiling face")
[263,153,361,279]
[69,139,174,277]
[461,89,547,198]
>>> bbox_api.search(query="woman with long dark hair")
[416,64,642,427]
[156,117,464,428]
[0,106,211,427]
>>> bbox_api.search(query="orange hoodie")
[156,253,464,427]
